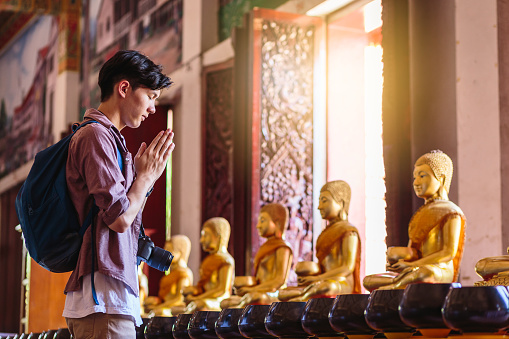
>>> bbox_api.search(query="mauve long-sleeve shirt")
[64,109,142,297]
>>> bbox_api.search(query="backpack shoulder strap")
[73,120,124,172]
[70,119,123,305]
[72,119,99,133]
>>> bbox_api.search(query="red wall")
[122,105,169,296]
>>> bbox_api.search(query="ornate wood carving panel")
[232,9,321,277]
[203,67,234,228]
[258,18,314,266]
[248,9,320,281]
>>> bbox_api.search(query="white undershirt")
[63,271,142,326]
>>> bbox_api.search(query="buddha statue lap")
[278,180,361,302]
[144,235,193,316]
[182,217,235,313]
[363,150,466,291]
[475,249,509,286]
[220,203,293,309]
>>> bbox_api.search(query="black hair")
[98,50,173,102]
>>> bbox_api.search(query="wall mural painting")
[259,19,314,284]
[0,16,57,179]
[83,0,183,111]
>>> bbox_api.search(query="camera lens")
[147,246,174,271]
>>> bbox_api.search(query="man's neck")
[97,101,123,130]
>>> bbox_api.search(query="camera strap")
[136,223,146,266]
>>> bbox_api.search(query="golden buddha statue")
[144,235,193,316]
[138,262,149,317]
[182,217,235,313]
[475,247,509,286]
[278,180,361,302]
[220,203,293,309]
[363,150,466,291]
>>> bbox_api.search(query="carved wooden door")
[232,8,323,279]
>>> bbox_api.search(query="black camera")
[137,235,173,272]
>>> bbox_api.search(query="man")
[63,50,174,338]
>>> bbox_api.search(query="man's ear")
[118,80,130,98]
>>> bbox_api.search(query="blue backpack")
[15,120,117,273]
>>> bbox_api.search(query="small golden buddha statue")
[220,203,293,309]
[138,262,149,317]
[475,248,509,286]
[182,217,235,313]
[278,180,361,302]
[363,150,466,291]
[144,235,193,316]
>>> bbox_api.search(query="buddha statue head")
[165,235,191,265]
[319,180,351,222]
[414,150,453,201]
[200,217,231,253]
[257,203,289,239]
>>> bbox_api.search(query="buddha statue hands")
[363,150,466,291]
[143,235,193,316]
[294,261,321,286]
[183,217,235,313]
[220,203,293,309]
[278,180,361,302]
[382,246,419,277]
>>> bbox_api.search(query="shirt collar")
[83,108,126,148]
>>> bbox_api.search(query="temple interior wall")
[0,0,508,331]
[0,0,505,286]
[455,0,502,285]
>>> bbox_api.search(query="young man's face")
[121,85,160,128]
